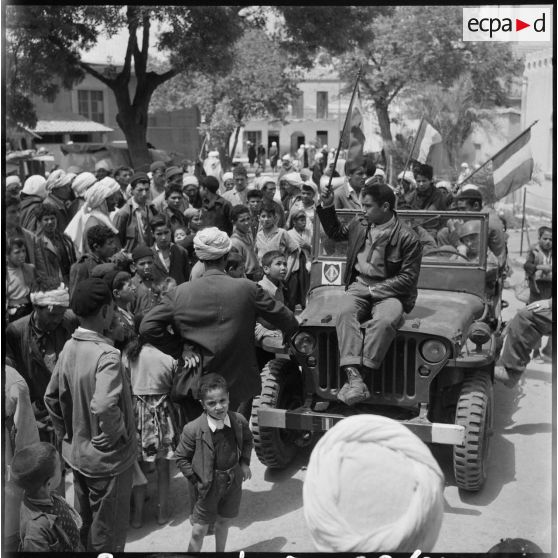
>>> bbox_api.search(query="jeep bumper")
[257,407,465,445]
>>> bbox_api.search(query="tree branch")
[79,60,114,87]
[121,7,139,81]
[387,83,404,105]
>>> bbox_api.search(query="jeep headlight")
[293,331,316,354]
[420,339,448,364]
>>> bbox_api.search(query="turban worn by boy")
[30,283,70,308]
[303,414,444,553]
[193,227,231,261]
[22,175,48,199]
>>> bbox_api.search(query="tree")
[151,29,302,169]
[6,6,244,168]
[337,6,521,163]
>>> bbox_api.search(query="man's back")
[141,269,297,405]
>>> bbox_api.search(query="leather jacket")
[316,205,423,313]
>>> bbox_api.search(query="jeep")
[251,210,504,492]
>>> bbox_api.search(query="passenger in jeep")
[316,181,423,406]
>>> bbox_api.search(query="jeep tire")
[453,370,494,491]
[251,358,302,469]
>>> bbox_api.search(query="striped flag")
[342,88,366,172]
[410,119,442,164]
[491,127,534,199]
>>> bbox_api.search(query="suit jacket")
[174,411,252,497]
[5,312,77,407]
[151,243,191,285]
[140,269,298,406]
[112,198,158,252]
[35,232,77,285]
[316,205,423,313]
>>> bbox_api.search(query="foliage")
[6,6,244,167]
[151,28,302,164]
[336,6,522,163]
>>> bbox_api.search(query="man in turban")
[6,174,22,198]
[6,278,77,440]
[20,175,48,232]
[303,414,444,553]
[43,169,75,233]
[140,227,298,418]
[68,172,97,220]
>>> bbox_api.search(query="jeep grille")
[316,331,418,402]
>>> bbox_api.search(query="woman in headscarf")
[19,175,48,232]
[65,176,120,255]
[67,172,97,220]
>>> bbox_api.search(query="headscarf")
[22,175,48,199]
[30,283,70,308]
[45,169,67,192]
[193,227,231,261]
[303,414,444,553]
[281,172,303,186]
[183,175,199,187]
[65,177,119,254]
[222,172,234,182]
[6,176,21,187]
[71,172,97,198]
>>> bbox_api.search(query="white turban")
[45,169,67,192]
[183,175,199,187]
[6,175,21,187]
[193,227,231,261]
[398,170,416,185]
[71,172,97,198]
[59,172,76,187]
[281,172,303,185]
[30,283,70,308]
[84,177,120,210]
[22,175,48,199]
[222,172,234,182]
[303,415,444,553]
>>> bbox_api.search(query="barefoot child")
[175,373,253,552]
[11,442,84,551]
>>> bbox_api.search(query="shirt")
[154,244,170,272]
[222,188,248,207]
[7,266,30,303]
[125,343,177,395]
[255,226,299,262]
[231,229,261,276]
[355,216,396,281]
[207,412,232,432]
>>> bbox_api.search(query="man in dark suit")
[140,227,298,415]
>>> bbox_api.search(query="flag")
[491,127,533,200]
[341,88,366,173]
[410,119,442,164]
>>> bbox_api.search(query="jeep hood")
[300,287,485,342]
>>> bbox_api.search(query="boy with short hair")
[255,203,298,263]
[130,244,160,315]
[11,442,84,552]
[44,278,136,551]
[525,226,552,303]
[175,373,253,552]
[6,237,37,322]
[69,224,119,295]
[255,250,289,350]
[246,189,263,238]
[230,205,262,281]
[150,215,191,285]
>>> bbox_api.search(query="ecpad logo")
[463,7,551,42]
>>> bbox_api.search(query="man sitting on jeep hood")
[316,181,423,406]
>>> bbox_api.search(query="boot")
[337,366,370,406]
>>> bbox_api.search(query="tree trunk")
[229,126,241,162]
[112,83,152,171]
[374,100,394,157]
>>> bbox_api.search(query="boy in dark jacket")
[175,373,253,552]
[11,442,84,552]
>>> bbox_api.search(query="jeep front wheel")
[453,370,494,492]
[251,359,302,469]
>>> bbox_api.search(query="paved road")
[60,227,551,553]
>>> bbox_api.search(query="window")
[291,92,304,119]
[78,90,105,123]
[317,131,328,147]
[245,131,262,149]
[316,91,328,119]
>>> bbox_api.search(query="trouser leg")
[86,464,134,552]
[500,305,552,375]
[73,469,93,549]
[362,298,404,370]
[336,282,372,368]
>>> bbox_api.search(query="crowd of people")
[3,145,552,553]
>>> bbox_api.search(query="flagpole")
[519,187,527,256]
[325,66,362,196]
[456,120,539,188]
[402,117,424,177]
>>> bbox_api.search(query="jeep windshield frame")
[312,209,491,299]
